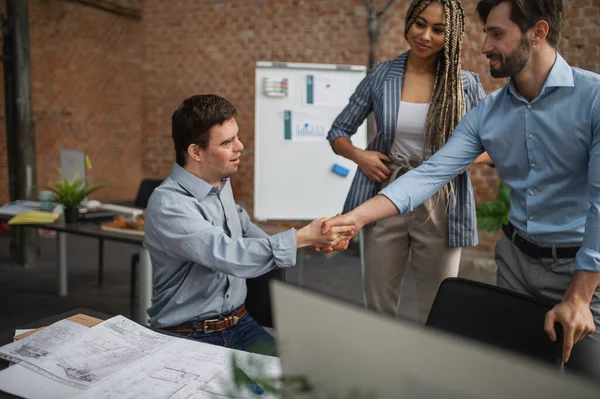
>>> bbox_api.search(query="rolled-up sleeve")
[576,94,600,272]
[147,200,297,278]
[379,106,485,213]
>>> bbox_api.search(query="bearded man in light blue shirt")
[144,94,354,355]
[322,0,600,379]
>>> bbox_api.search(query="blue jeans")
[173,313,277,356]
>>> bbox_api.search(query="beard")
[487,35,531,78]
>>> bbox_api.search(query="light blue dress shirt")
[145,163,297,328]
[380,53,600,272]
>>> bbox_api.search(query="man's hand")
[544,299,596,363]
[313,239,350,254]
[313,213,362,253]
[356,150,392,183]
[321,213,361,235]
[296,217,355,249]
[313,195,400,253]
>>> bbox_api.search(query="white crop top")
[390,101,430,158]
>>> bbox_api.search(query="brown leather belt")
[165,305,247,334]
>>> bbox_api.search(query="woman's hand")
[355,150,392,183]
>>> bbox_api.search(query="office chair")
[126,179,163,317]
[426,277,563,367]
[133,179,164,209]
[245,268,283,328]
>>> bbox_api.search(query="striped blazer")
[327,51,486,247]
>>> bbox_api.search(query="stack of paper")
[0,200,42,216]
[0,315,281,399]
[8,211,60,225]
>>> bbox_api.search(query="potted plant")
[43,173,106,223]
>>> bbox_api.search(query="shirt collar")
[170,162,227,201]
[508,52,574,99]
[542,53,574,88]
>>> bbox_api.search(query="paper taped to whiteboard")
[305,74,355,106]
[284,108,329,142]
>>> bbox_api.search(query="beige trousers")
[363,192,462,323]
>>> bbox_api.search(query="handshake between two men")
[294,213,360,252]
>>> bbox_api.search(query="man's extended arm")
[148,201,353,279]
[237,205,269,239]
[323,108,485,232]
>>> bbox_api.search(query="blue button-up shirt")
[145,163,297,328]
[381,54,600,272]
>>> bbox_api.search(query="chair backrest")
[245,268,283,328]
[134,179,163,208]
[426,278,563,367]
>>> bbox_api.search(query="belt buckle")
[202,318,220,333]
[223,313,240,328]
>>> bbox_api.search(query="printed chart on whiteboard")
[283,108,329,142]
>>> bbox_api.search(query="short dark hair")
[171,94,237,167]
[476,0,563,48]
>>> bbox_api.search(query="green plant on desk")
[476,181,510,233]
[42,172,106,222]
[229,353,376,398]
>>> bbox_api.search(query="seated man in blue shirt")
[144,94,354,355]
[322,0,600,379]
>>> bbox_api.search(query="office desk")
[0,218,152,325]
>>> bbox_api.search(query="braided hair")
[404,0,466,160]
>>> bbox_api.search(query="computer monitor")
[59,148,86,183]
[271,280,600,399]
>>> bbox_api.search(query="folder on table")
[8,211,60,225]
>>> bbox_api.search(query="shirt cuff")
[575,247,600,272]
[379,186,413,214]
[267,228,297,268]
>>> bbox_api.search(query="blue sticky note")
[250,383,265,395]
[332,164,349,177]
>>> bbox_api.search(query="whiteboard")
[254,61,367,221]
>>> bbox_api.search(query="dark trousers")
[495,236,600,381]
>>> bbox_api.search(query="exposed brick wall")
[0,0,144,205]
[0,0,598,252]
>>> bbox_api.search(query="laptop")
[270,280,600,399]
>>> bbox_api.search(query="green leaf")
[476,182,511,232]
[497,182,510,204]
[41,171,107,208]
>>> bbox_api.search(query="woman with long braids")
[327,0,490,322]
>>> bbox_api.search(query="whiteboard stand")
[296,248,305,287]
[359,230,368,308]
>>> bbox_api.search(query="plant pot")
[63,207,79,224]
